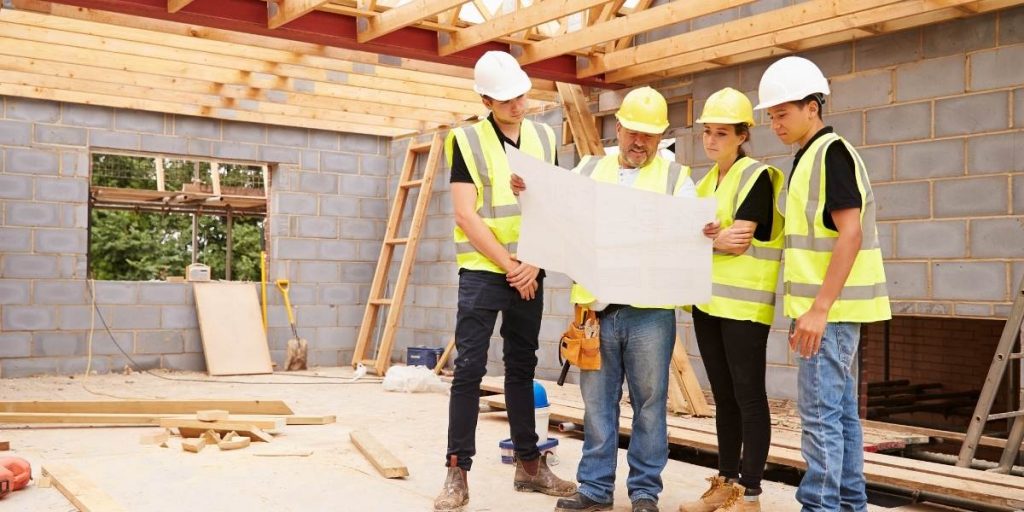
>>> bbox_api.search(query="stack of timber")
[480,377,1024,509]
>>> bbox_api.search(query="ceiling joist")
[166,0,195,13]
[357,0,465,43]
[438,0,613,57]
[517,0,754,66]
[267,0,330,29]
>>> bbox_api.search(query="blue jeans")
[796,322,867,512]
[577,307,675,504]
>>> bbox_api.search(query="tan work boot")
[513,454,577,497]
[434,456,469,512]
[714,483,760,512]
[678,476,731,512]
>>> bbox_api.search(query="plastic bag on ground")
[382,365,450,393]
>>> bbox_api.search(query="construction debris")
[139,430,170,445]
[349,429,409,479]
[196,410,229,422]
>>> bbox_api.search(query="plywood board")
[159,417,285,431]
[193,282,274,376]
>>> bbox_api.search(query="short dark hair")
[791,93,825,120]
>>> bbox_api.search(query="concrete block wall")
[0,96,387,377]
[590,6,1024,399]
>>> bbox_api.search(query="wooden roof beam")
[358,0,466,43]
[591,0,908,80]
[167,0,196,13]
[267,0,329,29]
[438,0,614,57]
[612,0,987,83]
[611,0,652,51]
[518,0,754,66]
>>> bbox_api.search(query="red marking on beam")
[46,0,610,86]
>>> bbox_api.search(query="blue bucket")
[406,346,444,368]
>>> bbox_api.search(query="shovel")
[276,279,308,371]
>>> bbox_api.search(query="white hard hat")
[754,56,830,110]
[473,51,532,101]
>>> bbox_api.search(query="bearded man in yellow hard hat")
[515,86,696,512]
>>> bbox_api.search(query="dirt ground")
[0,367,956,511]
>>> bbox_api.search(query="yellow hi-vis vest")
[569,154,692,309]
[693,157,785,325]
[784,132,892,323]
[445,118,556,274]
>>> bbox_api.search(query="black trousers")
[446,270,543,471]
[692,307,771,490]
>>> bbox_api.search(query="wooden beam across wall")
[357,0,466,42]
[612,0,1002,82]
[267,0,330,29]
[586,0,900,78]
[438,0,613,56]
[517,0,754,65]
[166,0,195,13]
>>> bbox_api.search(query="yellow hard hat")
[615,86,669,134]
[696,87,755,126]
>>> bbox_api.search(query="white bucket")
[535,406,550,443]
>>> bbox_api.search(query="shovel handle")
[275,280,296,326]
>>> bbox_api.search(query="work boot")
[554,492,614,512]
[514,454,577,497]
[678,476,731,512]
[433,456,469,512]
[713,483,760,512]
[633,498,660,512]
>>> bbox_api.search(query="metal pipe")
[558,422,579,433]
[868,480,1019,512]
[908,447,1024,477]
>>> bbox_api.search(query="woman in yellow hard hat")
[678,88,785,512]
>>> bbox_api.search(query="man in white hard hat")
[514,86,696,512]
[434,50,576,512]
[755,56,890,512]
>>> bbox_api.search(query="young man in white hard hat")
[434,50,576,512]
[678,87,785,512]
[515,86,696,512]
[754,56,891,512]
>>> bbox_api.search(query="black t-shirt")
[733,171,774,242]
[791,127,862,231]
[450,114,522,184]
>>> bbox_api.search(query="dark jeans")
[445,270,543,471]
[692,307,771,491]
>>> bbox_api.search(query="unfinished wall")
[0,96,388,377]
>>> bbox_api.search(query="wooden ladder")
[556,82,712,417]
[957,274,1024,472]
[351,132,443,376]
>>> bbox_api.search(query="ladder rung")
[385,237,409,245]
[987,410,1024,421]
[369,299,392,306]
[409,142,432,152]
[358,359,377,368]
[1009,352,1024,360]
[400,179,424,188]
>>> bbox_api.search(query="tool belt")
[558,305,601,378]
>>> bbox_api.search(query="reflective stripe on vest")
[569,154,692,309]
[783,133,891,323]
[449,119,556,273]
[693,157,785,324]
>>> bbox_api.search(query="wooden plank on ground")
[0,412,329,426]
[160,417,285,431]
[193,282,274,376]
[0,399,294,415]
[349,429,409,478]
[42,463,127,512]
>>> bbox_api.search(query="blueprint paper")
[508,146,715,306]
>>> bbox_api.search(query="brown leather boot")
[678,476,731,512]
[434,456,469,512]
[713,483,760,512]
[513,454,577,497]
